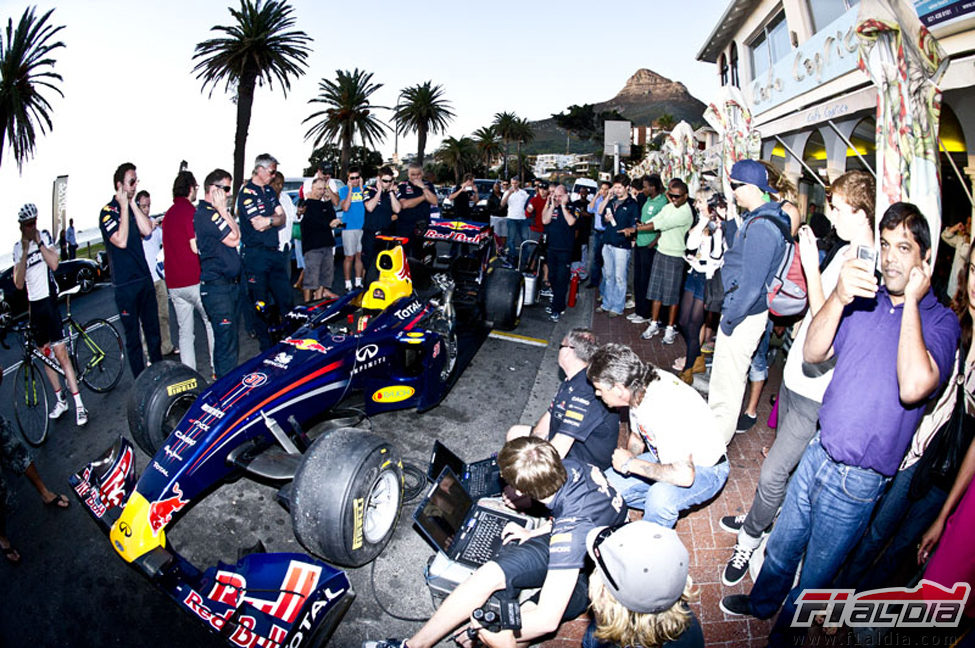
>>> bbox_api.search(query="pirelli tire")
[483,267,524,330]
[291,427,403,567]
[126,360,206,457]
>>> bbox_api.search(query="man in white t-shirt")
[716,170,877,587]
[138,191,175,356]
[500,176,530,260]
[12,204,87,426]
[587,343,729,528]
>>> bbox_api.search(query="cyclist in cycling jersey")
[12,204,88,426]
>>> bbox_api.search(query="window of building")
[730,43,740,87]
[719,53,728,86]
[808,0,860,33]
[749,10,791,79]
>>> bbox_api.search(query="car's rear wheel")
[127,360,206,456]
[291,427,403,567]
[483,267,524,330]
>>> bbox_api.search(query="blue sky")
[0,0,729,256]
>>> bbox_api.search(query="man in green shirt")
[625,175,666,325]
[639,179,693,344]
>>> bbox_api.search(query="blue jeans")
[506,219,530,260]
[600,245,630,315]
[835,461,948,590]
[605,451,729,528]
[242,246,294,351]
[749,436,889,645]
[748,317,775,382]
[588,229,605,287]
[201,281,240,379]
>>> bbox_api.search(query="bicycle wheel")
[13,360,49,447]
[73,318,125,393]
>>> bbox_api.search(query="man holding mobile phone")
[196,169,242,379]
[339,166,367,291]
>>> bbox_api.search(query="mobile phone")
[856,244,877,269]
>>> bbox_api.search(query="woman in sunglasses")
[585,521,703,648]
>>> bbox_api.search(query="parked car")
[0,257,101,325]
[571,177,599,202]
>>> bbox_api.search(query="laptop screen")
[414,468,473,553]
[428,441,467,482]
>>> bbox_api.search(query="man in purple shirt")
[719,203,960,646]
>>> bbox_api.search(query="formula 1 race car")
[70,232,524,647]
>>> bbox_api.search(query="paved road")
[0,281,592,647]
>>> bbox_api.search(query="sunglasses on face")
[668,192,685,200]
[215,185,231,192]
[380,177,393,183]
[730,180,746,190]
[349,175,361,180]
[591,523,626,591]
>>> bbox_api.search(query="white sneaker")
[662,325,677,345]
[49,399,69,420]
[628,315,649,324]
[76,407,89,426]
[640,321,662,340]
[624,298,636,310]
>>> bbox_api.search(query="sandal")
[2,544,21,565]
[43,494,70,509]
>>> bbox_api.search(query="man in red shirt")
[526,181,550,293]
[162,170,214,374]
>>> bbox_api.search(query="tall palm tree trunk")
[341,121,352,178]
[502,139,509,178]
[232,68,258,197]
[416,125,427,167]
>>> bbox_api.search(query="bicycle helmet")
[18,203,39,222]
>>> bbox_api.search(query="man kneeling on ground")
[588,343,729,528]
[363,437,627,648]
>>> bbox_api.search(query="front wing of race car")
[70,436,354,648]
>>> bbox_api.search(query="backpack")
[745,213,807,317]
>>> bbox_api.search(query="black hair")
[113,162,135,189]
[879,202,931,259]
[204,168,232,192]
[612,173,630,187]
[172,170,197,199]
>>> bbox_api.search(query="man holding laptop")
[365,437,626,648]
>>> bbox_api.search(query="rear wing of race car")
[70,436,355,648]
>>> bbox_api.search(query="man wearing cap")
[363,437,627,648]
[707,160,793,444]
[99,162,162,378]
[581,521,704,648]
[506,328,618,469]
[237,153,293,351]
[13,204,87,425]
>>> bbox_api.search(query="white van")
[570,177,599,203]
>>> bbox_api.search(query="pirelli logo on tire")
[166,378,198,397]
[352,497,365,550]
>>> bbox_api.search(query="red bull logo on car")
[284,337,329,355]
[148,483,189,536]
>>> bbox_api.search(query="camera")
[467,595,522,638]
[706,219,718,234]
[856,244,877,269]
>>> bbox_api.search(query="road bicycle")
[1,286,124,446]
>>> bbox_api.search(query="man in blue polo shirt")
[99,162,161,378]
[196,169,242,379]
[720,203,960,647]
[237,153,293,351]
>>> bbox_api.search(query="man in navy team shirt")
[195,169,242,379]
[395,163,438,256]
[720,203,960,647]
[542,184,580,322]
[98,162,161,378]
[362,165,402,272]
[236,153,293,351]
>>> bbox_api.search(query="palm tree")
[193,0,311,194]
[473,126,501,170]
[0,7,65,170]
[492,111,518,178]
[393,81,454,167]
[512,117,535,183]
[303,68,387,177]
[435,136,476,185]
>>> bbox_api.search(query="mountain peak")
[616,68,688,99]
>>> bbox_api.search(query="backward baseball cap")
[586,521,689,614]
[730,159,776,194]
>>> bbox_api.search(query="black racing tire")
[126,360,206,456]
[291,427,403,567]
[483,267,524,330]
